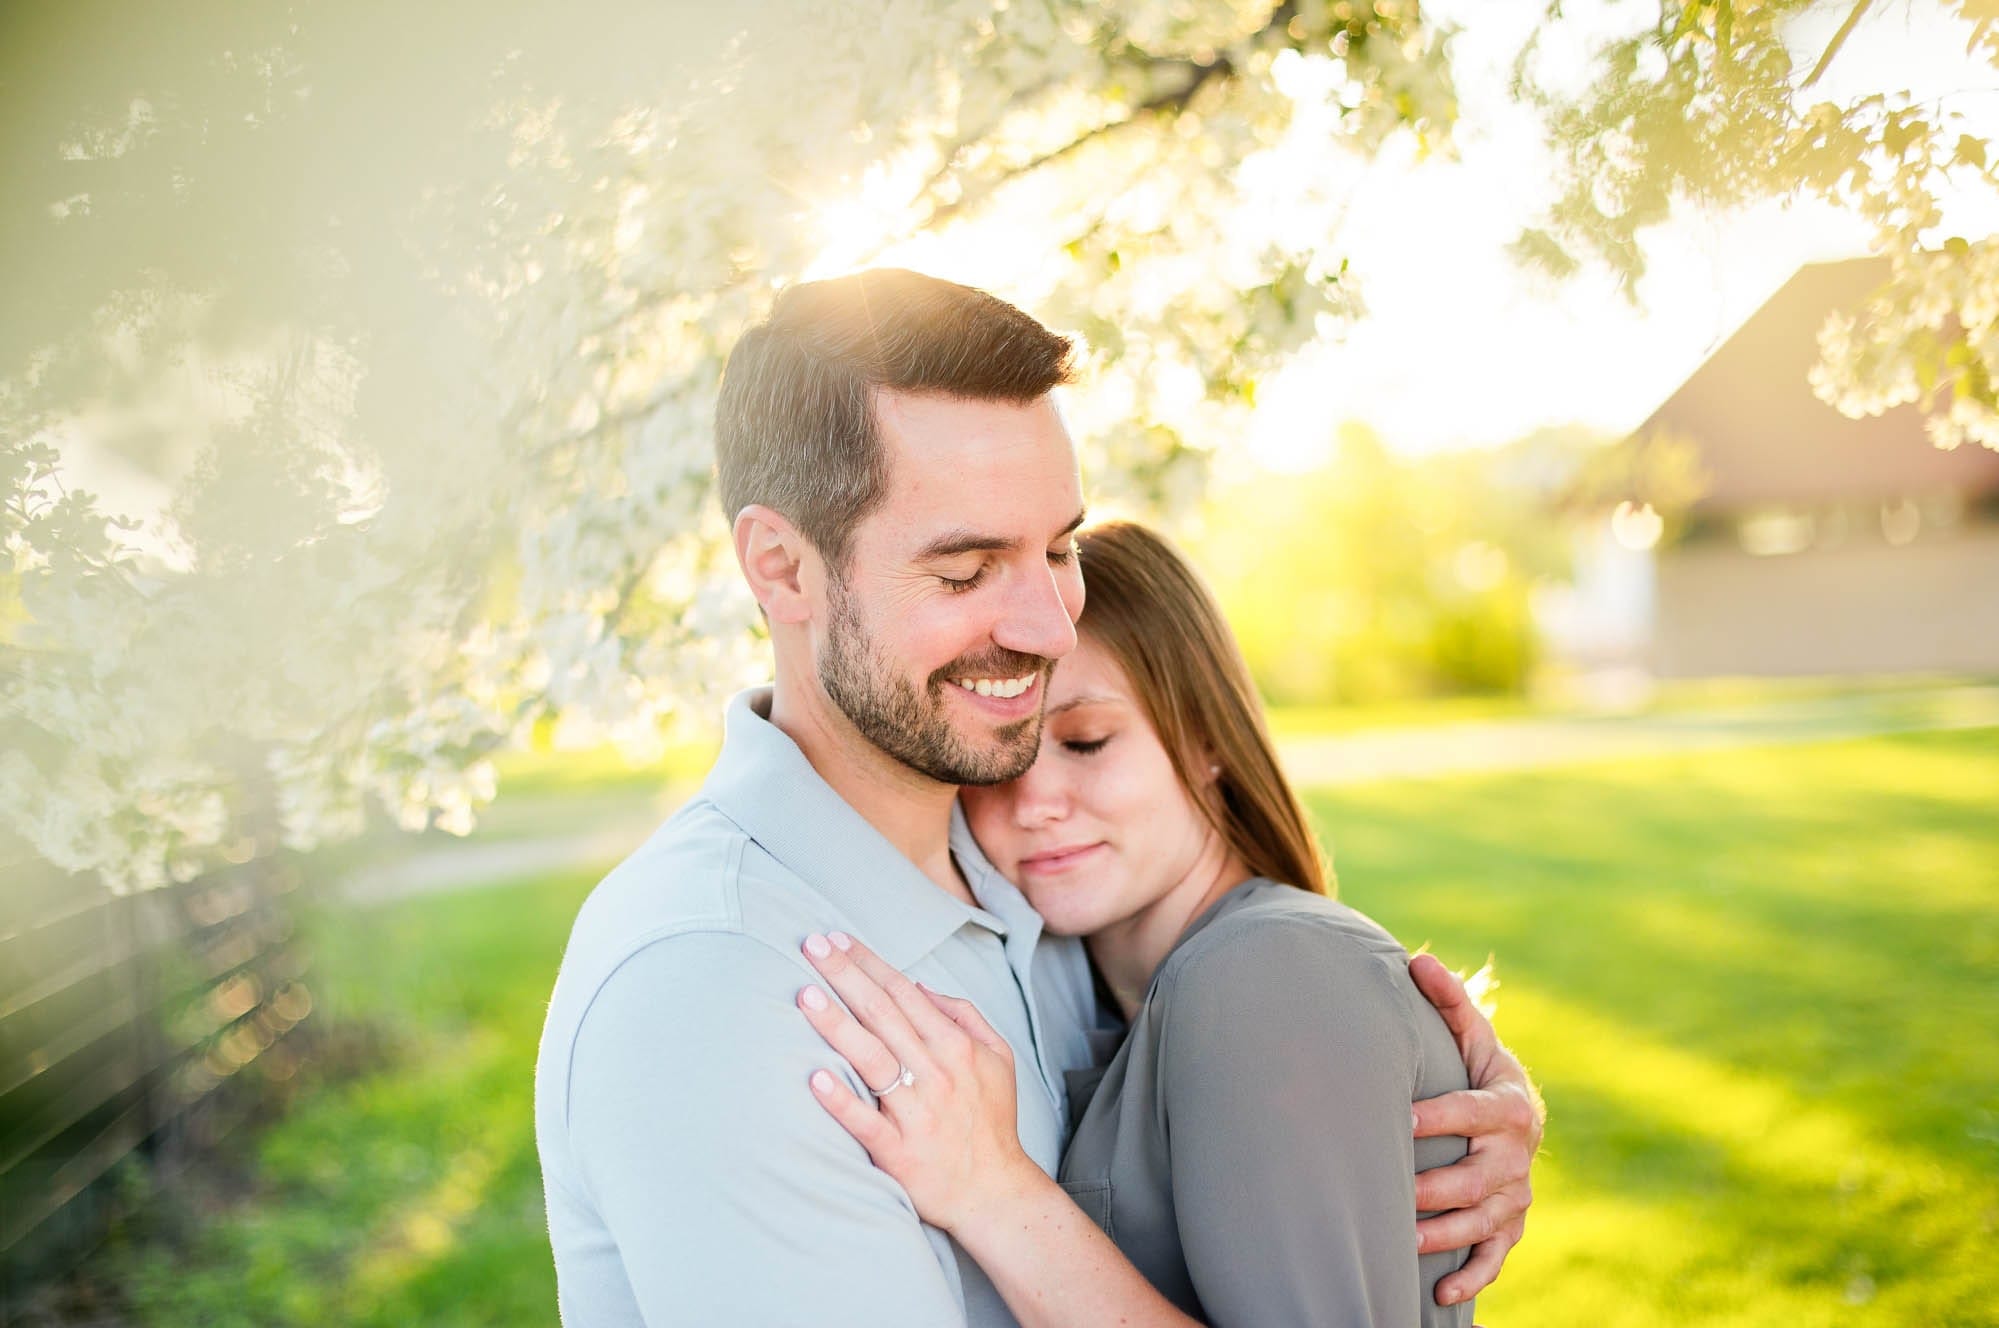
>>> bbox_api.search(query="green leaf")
[1671,3,1706,45]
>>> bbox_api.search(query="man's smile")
[950,673,1038,699]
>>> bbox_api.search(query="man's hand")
[1408,953,1544,1308]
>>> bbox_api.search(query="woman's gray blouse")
[1057,878,1474,1326]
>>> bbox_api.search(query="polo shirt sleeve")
[563,930,964,1326]
[1155,919,1471,1328]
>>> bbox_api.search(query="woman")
[796,521,1479,1326]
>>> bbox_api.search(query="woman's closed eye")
[1061,735,1111,755]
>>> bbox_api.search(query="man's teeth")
[955,675,1037,699]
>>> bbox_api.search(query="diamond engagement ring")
[873,1064,917,1099]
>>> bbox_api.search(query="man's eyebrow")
[915,508,1088,561]
[916,529,1019,560]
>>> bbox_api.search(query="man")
[535,269,1538,1325]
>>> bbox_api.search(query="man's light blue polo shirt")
[535,686,1104,1326]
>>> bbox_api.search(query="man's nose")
[993,560,1079,663]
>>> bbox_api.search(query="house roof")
[1636,256,1999,509]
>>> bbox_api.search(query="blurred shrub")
[1193,424,1571,705]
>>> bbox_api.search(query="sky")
[1229,0,1999,469]
[811,2,1999,473]
[53,0,1999,534]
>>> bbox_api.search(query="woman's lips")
[1016,842,1105,875]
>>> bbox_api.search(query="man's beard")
[820,574,1048,786]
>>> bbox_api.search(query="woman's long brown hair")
[1074,521,1332,896]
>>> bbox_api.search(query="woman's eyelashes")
[1061,734,1112,756]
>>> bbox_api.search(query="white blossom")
[4,1,1458,889]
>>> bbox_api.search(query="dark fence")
[0,830,310,1299]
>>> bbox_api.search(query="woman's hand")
[796,930,1045,1232]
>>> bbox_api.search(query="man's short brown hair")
[715,269,1075,568]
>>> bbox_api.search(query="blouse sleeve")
[1155,917,1462,1327]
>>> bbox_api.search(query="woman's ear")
[1191,745,1231,824]
[734,505,818,625]
[1196,743,1224,784]
[1184,741,1226,799]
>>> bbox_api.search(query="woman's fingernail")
[810,1070,835,1094]
[804,934,831,959]
[829,931,853,951]
[801,985,828,1011]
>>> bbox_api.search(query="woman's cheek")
[960,791,1020,873]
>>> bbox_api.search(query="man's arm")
[1408,953,1544,1308]
[565,931,963,1325]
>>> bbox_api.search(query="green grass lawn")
[107,727,1997,1326]
[109,870,595,1328]
[1316,726,1999,1326]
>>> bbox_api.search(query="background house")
[1572,257,1999,679]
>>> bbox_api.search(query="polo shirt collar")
[701,686,1006,970]
[950,800,1044,950]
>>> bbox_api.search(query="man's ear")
[734,505,818,625]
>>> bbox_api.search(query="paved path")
[339,811,673,906]
[341,683,1999,906]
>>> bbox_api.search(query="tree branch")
[909,1,1299,235]
[914,56,1236,233]
[596,4,1306,334]
[1800,0,1875,89]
